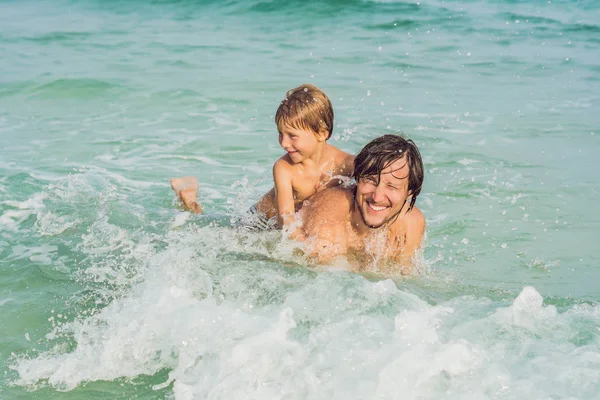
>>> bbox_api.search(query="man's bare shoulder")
[390,206,426,251]
[300,187,353,253]
[300,186,353,227]
[391,206,425,235]
[304,185,353,209]
[406,206,425,227]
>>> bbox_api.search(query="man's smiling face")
[354,157,411,229]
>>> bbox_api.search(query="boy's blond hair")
[275,84,334,139]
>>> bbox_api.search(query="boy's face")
[354,157,411,229]
[278,123,324,163]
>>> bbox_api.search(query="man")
[297,134,425,274]
[171,134,425,274]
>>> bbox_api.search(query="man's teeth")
[369,204,387,211]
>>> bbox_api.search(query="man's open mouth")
[368,203,388,212]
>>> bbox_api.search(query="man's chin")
[363,219,388,229]
[359,207,389,229]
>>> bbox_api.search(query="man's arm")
[301,221,348,263]
[392,207,426,270]
[298,187,352,263]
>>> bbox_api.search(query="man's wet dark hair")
[353,134,424,212]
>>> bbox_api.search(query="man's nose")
[372,184,386,203]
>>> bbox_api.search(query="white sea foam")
[165,155,224,166]
[457,158,479,166]
[35,211,78,236]
[12,236,600,400]
[0,193,47,232]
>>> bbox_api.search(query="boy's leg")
[254,188,277,220]
[170,176,203,214]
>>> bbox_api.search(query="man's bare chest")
[345,228,407,271]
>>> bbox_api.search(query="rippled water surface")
[1,0,599,398]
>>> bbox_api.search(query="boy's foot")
[170,176,203,213]
[170,176,199,195]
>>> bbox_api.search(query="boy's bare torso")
[281,144,354,208]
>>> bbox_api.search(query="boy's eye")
[363,177,378,184]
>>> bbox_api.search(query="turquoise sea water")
[1,0,599,398]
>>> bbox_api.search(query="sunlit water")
[1,0,599,398]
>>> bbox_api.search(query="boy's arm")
[273,160,296,228]
[254,188,277,220]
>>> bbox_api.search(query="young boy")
[171,84,354,230]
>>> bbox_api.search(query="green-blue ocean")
[1,0,599,398]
